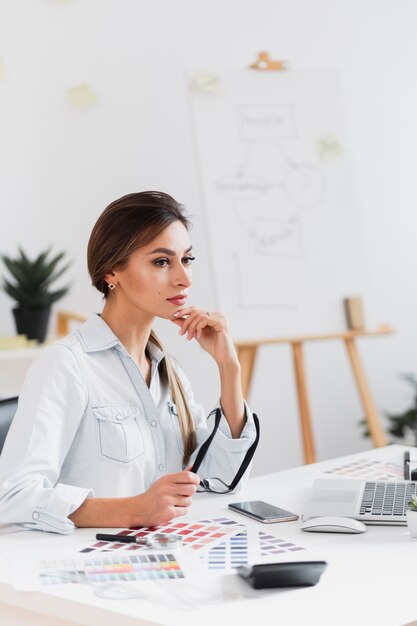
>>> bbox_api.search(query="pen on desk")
[96,533,139,544]
[95,532,183,548]
[404,451,410,480]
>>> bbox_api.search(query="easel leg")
[56,312,69,336]
[236,346,258,399]
[344,338,387,447]
[291,341,316,464]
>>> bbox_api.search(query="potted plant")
[407,495,417,538]
[385,374,417,445]
[1,247,70,343]
[360,373,417,446]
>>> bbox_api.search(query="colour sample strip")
[258,531,305,555]
[37,553,184,586]
[323,459,403,481]
[79,517,243,555]
[200,531,249,572]
[200,529,306,573]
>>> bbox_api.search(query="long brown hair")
[87,191,197,464]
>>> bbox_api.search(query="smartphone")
[228,500,299,523]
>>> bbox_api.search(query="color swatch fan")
[79,517,243,555]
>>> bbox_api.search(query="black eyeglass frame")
[190,408,260,494]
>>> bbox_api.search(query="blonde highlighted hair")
[87,191,196,464]
[150,331,196,465]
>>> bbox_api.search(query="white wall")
[0,0,416,476]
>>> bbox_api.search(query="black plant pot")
[12,306,51,343]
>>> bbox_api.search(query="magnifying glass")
[96,532,183,549]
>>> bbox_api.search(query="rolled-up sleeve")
[174,363,258,489]
[0,344,92,534]
[196,402,257,490]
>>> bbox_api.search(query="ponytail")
[150,330,196,466]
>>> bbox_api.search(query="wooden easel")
[235,326,394,464]
[56,310,87,336]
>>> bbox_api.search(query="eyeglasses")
[197,477,237,495]
[191,409,260,494]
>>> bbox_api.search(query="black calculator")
[237,561,328,589]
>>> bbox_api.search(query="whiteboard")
[189,70,368,341]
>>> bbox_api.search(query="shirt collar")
[146,339,165,364]
[76,314,165,365]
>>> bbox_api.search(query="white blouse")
[0,315,257,534]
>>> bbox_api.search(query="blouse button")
[32,511,40,520]
[158,463,165,472]
[115,414,123,421]
[150,420,157,427]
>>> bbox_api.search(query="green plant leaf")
[399,372,417,388]
[2,258,33,292]
[47,287,70,304]
[409,496,417,512]
[1,247,71,308]
[43,262,72,290]
[33,248,51,274]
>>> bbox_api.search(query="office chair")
[0,396,18,454]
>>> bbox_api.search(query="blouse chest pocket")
[93,405,144,463]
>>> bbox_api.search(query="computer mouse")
[300,516,367,534]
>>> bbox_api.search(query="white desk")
[0,445,416,626]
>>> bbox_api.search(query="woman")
[0,191,258,534]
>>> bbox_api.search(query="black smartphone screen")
[228,500,299,523]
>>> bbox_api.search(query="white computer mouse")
[300,516,367,534]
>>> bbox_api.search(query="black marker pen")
[95,532,183,549]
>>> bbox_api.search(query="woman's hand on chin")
[171,307,239,365]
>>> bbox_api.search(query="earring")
[108,282,116,291]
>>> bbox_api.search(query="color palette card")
[258,531,305,557]
[200,531,249,573]
[79,517,244,555]
[200,529,306,573]
[40,553,184,586]
[10,551,203,591]
[323,459,403,481]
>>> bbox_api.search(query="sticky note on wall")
[67,83,97,108]
[316,132,343,162]
[191,71,220,93]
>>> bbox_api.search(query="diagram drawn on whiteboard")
[190,70,368,340]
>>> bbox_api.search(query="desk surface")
[0,445,416,626]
